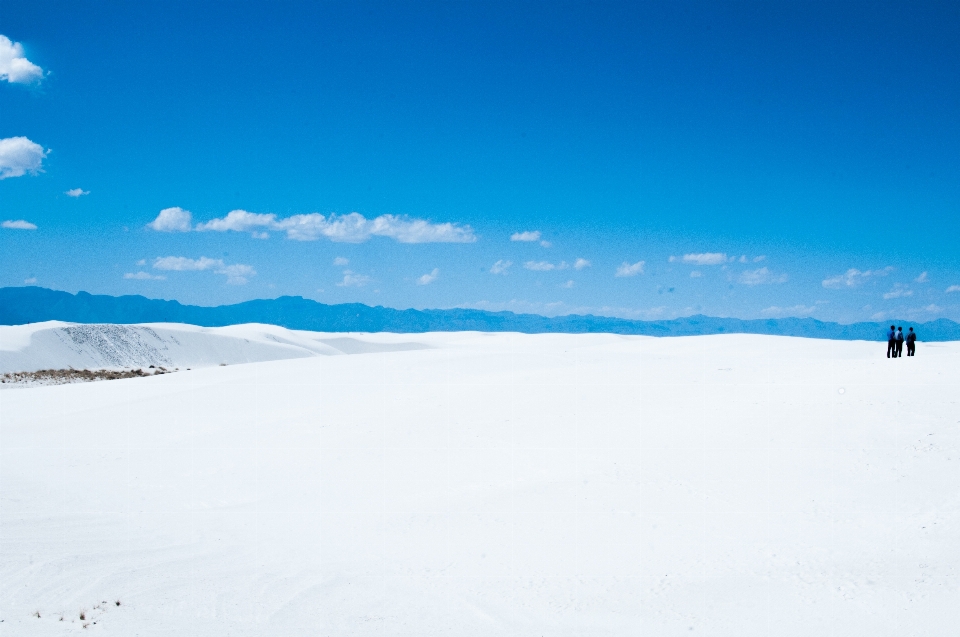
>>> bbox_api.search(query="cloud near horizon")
[822,266,894,289]
[670,252,728,266]
[524,260,567,272]
[417,268,440,285]
[739,267,788,286]
[510,230,541,242]
[0,136,47,179]
[178,209,476,243]
[0,35,44,84]
[2,219,37,230]
[760,304,816,318]
[152,256,255,284]
[490,260,512,275]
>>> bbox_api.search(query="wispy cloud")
[333,257,349,266]
[883,283,913,300]
[573,258,590,270]
[822,267,894,289]
[670,252,728,265]
[147,207,193,232]
[417,268,439,285]
[490,259,512,275]
[760,305,816,318]
[0,35,44,84]
[915,271,929,283]
[24,277,36,284]
[152,256,256,284]
[511,230,541,242]
[690,270,702,278]
[946,285,960,294]
[739,267,788,286]
[124,271,166,280]
[524,260,568,271]
[0,136,47,179]
[560,280,574,289]
[336,270,371,287]
[615,260,645,277]
[2,219,37,230]
[195,210,475,243]
[65,188,90,198]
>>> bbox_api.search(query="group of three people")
[886,325,917,358]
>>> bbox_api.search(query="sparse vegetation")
[115,600,121,607]
[79,610,86,620]
[1,367,176,387]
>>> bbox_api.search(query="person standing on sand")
[896,326,905,357]
[887,325,897,358]
[906,327,917,356]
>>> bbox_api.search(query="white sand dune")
[0,322,431,374]
[1,328,958,635]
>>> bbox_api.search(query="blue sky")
[2,1,959,322]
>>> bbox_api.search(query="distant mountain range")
[2,286,958,341]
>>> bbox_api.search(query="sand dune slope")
[1,331,958,635]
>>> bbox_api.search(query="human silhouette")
[886,325,896,358]
[906,327,917,356]
[895,327,904,357]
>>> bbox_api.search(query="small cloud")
[524,260,565,271]
[540,241,552,248]
[2,219,37,230]
[152,255,255,284]
[148,207,193,232]
[0,35,44,84]
[573,258,591,270]
[883,284,913,300]
[690,270,702,278]
[24,277,36,284]
[615,260,645,277]
[251,231,270,239]
[337,270,371,287]
[490,259,512,275]
[945,285,960,293]
[671,252,727,266]
[870,311,887,321]
[0,136,47,179]
[196,209,276,233]
[915,271,929,283]
[760,305,816,318]
[738,255,747,263]
[511,230,541,242]
[822,266,894,289]
[560,280,574,288]
[65,188,89,198]
[739,267,788,286]
[753,255,766,262]
[417,268,439,285]
[136,259,146,266]
[124,271,166,280]
[923,304,942,313]
[333,257,349,266]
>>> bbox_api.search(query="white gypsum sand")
[1,328,958,635]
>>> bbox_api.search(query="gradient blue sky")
[2,1,959,322]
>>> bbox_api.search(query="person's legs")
[888,340,895,358]
[908,342,915,356]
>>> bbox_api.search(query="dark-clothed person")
[906,327,917,356]
[896,327,904,357]
[887,325,897,358]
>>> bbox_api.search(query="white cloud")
[65,188,89,198]
[0,136,47,179]
[196,209,276,232]
[337,270,371,287]
[923,304,942,313]
[490,259,512,275]
[2,219,37,230]
[417,268,440,285]
[540,240,552,248]
[739,267,788,286]
[883,284,913,300]
[690,270,702,278]
[511,230,541,242]
[915,271,929,283]
[573,258,591,270]
[147,207,193,232]
[24,277,37,284]
[670,252,728,265]
[124,271,166,280]
[136,259,146,266]
[946,285,960,294]
[152,256,255,284]
[560,280,574,288]
[615,261,645,277]
[333,257,349,266]
[822,266,894,289]
[754,255,766,262]
[197,210,475,244]
[0,35,44,84]
[524,260,567,271]
[760,305,816,318]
